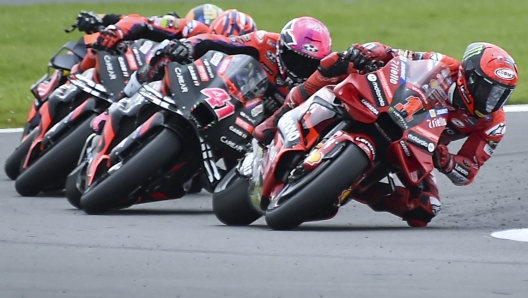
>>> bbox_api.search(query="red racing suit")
[185,30,291,117]
[285,43,507,226]
[79,14,209,72]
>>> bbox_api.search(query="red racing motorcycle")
[212,57,452,230]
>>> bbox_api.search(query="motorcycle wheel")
[80,128,182,215]
[212,168,262,226]
[264,144,369,231]
[15,115,96,197]
[4,129,38,180]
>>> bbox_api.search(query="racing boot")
[352,183,439,227]
[252,86,307,145]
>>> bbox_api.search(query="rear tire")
[80,128,181,215]
[4,129,37,180]
[15,116,95,197]
[264,144,369,230]
[212,168,262,226]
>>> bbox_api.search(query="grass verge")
[1,0,527,128]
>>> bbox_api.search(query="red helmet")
[457,42,518,117]
[208,9,257,37]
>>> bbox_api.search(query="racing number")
[395,96,423,121]
[201,88,235,120]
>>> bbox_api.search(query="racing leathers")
[141,31,291,119]
[258,42,507,227]
[77,14,209,73]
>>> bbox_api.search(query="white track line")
[491,229,528,242]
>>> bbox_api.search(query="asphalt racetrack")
[1,112,527,298]
[2,1,528,297]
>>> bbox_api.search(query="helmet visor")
[280,48,320,80]
[466,71,514,114]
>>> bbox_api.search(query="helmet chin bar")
[450,83,470,113]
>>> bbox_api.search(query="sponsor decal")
[235,117,254,133]
[389,60,399,84]
[305,151,323,166]
[389,107,408,129]
[125,52,138,71]
[251,104,264,117]
[427,117,447,128]
[239,111,257,125]
[229,125,248,138]
[194,60,209,82]
[132,48,143,67]
[220,136,245,152]
[483,144,494,156]
[202,59,215,78]
[454,163,469,177]
[414,126,439,143]
[355,137,376,160]
[187,65,199,86]
[495,68,516,80]
[103,55,117,80]
[174,68,188,93]
[117,56,129,77]
[366,74,387,107]
[278,116,300,142]
[400,60,407,82]
[407,133,435,153]
[265,50,276,63]
[217,57,231,75]
[303,44,319,53]
[435,108,448,116]
[451,118,466,128]
[201,88,235,120]
[429,110,436,117]
[183,21,195,36]
[260,62,274,75]
[361,99,379,115]
[399,140,411,157]
[255,30,266,43]
[485,123,506,136]
[210,52,223,66]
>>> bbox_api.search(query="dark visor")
[466,71,514,113]
[280,48,320,80]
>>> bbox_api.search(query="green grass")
[1,0,527,128]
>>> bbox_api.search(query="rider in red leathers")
[131,16,333,120]
[253,41,518,227]
[73,4,224,74]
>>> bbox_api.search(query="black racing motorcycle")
[13,39,152,197]
[78,51,268,214]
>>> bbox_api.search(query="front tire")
[212,168,262,226]
[15,116,96,197]
[4,129,37,180]
[65,163,86,209]
[80,128,182,215]
[264,144,370,230]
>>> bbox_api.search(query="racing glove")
[95,25,124,50]
[76,11,103,34]
[164,39,194,64]
[432,144,455,173]
[346,43,376,72]
[318,44,379,78]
